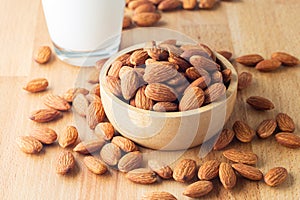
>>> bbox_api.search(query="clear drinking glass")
[42,0,125,66]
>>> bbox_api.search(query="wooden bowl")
[99,42,238,150]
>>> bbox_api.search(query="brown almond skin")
[87,100,105,130]
[158,0,182,11]
[132,12,161,27]
[148,159,173,179]
[118,151,143,172]
[42,93,71,111]
[111,136,137,152]
[199,0,218,9]
[213,129,235,150]
[128,0,151,10]
[83,156,107,175]
[182,0,197,10]
[255,59,281,72]
[264,167,288,186]
[238,72,253,90]
[223,148,258,165]
[33,46,52,64]
[271,52,299,66]
[217,50,233,60]
[235,54,264,66]
[56,151,75,175]
[204,83,226,104]
[135,86,154,110]
[232,163,263,181]
[233,120,256,143]
[23,78,49,93]
[222,68,232,84]
[73,139,105,154]
[134,3,156,14]
[153,102,178,112]
[121,70,141,100]
[30,127,57,144]
[100,143,122,166]
[72,93,89,117]
[142,191,177,200]
[198,160,220,180]
[105,76,122,97]
[190,55,220,72]
[94,122,115,141]
[275,132,300,148]
[276,113,295,132]
[143,62,178,84]
[179,87,205,111]
[173,159,197,183]
[16,136,43,154]
[145,83,178,102]
[256,119,277,138]
[183,180,213,198]
[29,109,61,123]
[58,126,78,148]
[246,96,275,110]
[219,162,237,189]
[126,168,157,184]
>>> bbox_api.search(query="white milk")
[42,0,125,52]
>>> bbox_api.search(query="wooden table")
[1,0,299,199]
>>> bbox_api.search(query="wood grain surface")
[0,0,300,199]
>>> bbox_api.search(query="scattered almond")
[219,162,237,189]
[275,132,300,148]
[182,0,197,10]
[100,143,122,166]
[72,93,89,117]
[271,52,299,66]
[33,46,52,64]
[246,96,275,110]
[56,151,75,175]
[238,72,253,90]
[142,191,177,200]
[235,54,264,66]
[232,163,263,181]
[42,93,71,111]
[255,59,281,72]
[276,113,295,132]
[233,120,256,143]
[111,136,138,152]
[213,129,235,150]
[198,160,220,180]
[30,127,57,144]
[132,12,161,27]
[58,126,78,148]
[73,139,106,154]
[264,167,288,186]
[83,156,107,175]
[256,119,277,138]
[173,159,197,182]
[126,168,157,184]
[118,151,143,172]
[29,109,61,123]
[87,99,105,129]
[199,0,218,9]
[16,136,43,154]
[148,159,173,179]
[23,78,49,93]
[223,148,258,165]
[158,0,182,11]
[62,87,89,103]
[183,180,213,198]
[94,122,115,140]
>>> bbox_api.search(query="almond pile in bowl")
[104,40,233,112]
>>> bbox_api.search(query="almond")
[168,55,191,71]
[143,62,178,84]
[189,55,220,71]
[276,113,295,132]
[58,126,78,148]
[100,143,122,166]
[183,180,213,198]
[198,160,220,180]
[173,159,197,182]
[246,96,275,110]
[128,0,151,10]
[275,132,300,148]
[83,156,107,175]
[116,53,132,66]
[222,69,232,84]
[87,67,100,84]
[23,78,49,93]
[73,139,106,154]
[148,0,164,5]
[164,72,187,86]
[33,46,52,64]
[72,93,89,117]
[182,0,197,10]
[29,109,61,123]
[56,151,75,175]
[90,84,100,97]
[199,0,218,9]
[148,159,173,179]
[86,93,101,103]
[145,83,178,102]
[111,136,138,152]
[30,127,57,144]
[256,119,277,138]
[130,49,149,66]
[16,136,43,154]
[118,151,143,172]
[180,48,211,60]
[105,76,122,97]
[126,168,157,184]
[255,59,281,72]
[94,122,115,140]
[264,167,288,186]
[119,66,134,79]
[87,99,105,129]
[204,83,226,104]
[232,163,263,181]
[238,72,253,90]
[152,102,178,112]
[179,87,205,111]
[213,129,235,150]
[142,191,177,200]
[271,52,299,66]
[219,162,237,189]
[135,86,154,110]
[62,88,89,102]
[121,70,141,100]
[217,50,233,60]
[233,120,256,143]
[211,70,223,83]
[42,93,71,111]
[235,54,264,66]
[135,3,156,14]
[145,41,169,61]
[158,0,182,11]
[223,148,258,165]
[185,67,201,80]
[132,12,161,27]
[187,75,211,90]
[123,15,132,29]
[159,43,184,57]
[108,61,123,78]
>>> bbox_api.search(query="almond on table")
[235,54,264,66]
[33,46,52,64]
[246,96,275,110]
[16,136,43,154]
[264,167,288,187]
[23,78,49,93]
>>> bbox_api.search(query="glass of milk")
[42,0,125,66]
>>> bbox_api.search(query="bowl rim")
[99,42,238,118]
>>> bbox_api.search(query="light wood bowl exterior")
[100,43,238,150]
